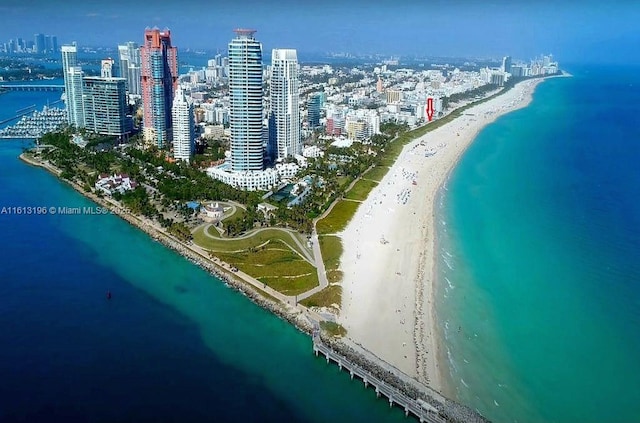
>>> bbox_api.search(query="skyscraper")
[228,29,264,172]
[307,92,322,129]
[171,85,195,163]
[83,77,131,139]
[140,28,178,148]
[34,34,45,54]
[270,49,300,159]
[118,41,141,96]
[61,44,85,128]
[502,56,512,73]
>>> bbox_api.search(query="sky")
[0,0,639,64]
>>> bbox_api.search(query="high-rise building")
[51,36,58,53]
[101,58,115,78]
[118,41,141,96]
[270,48,300,159]
[34,34,45,54]
[66,67,85,128]
[502,56,512,74]
[228,29,263,171]
[83,77,131,139]
[266,111,277,163]
[140,28,178,148]
[307,92,322,129]
[171,85,195,163]
[61,44,85,128]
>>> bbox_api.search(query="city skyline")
[0,1,637,64]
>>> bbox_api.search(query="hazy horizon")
[0,0,638,64]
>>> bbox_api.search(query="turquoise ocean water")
[0,89,408,421]
[436,66,640,423]
[3,65,639,423]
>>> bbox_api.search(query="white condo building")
[171,86,195,163]
[118,42,142,96]
[61,44,85,128]
[228,29,264,171]
[271,48,301,159]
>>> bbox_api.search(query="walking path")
[196,223,315,264]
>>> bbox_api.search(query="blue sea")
[0,90,408,422]
[437,65,640,423]
[3,65,639,423]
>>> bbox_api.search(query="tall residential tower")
[118,42,142,96]
[228,29,263,171]
[171,85,195,163]
[140,28,178,148]
[270,49,300,159]
[61,44,85,128]
[83,76,131,140]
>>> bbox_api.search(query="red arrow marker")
[426,98,435,121]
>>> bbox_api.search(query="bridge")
[312,335,445,423]
[0,84,64,92]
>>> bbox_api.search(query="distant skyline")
[0,0,638,64]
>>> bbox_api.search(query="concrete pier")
[312,335,445,423]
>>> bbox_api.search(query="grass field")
[300,284,342,310]
[320,321,347,337]
[193,226,308,259]
[344,178,378,201]
[214,240,318,295]
[363,165,391,183]
[319,235,342,272]
[316,200,359,235]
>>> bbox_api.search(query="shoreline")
[339,74,569,399]
[13,74,566,422]
[18,151,317,332]
[18,149,479,420]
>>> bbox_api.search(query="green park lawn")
[344,178,378,202]
[363,165,391,183]
[193,226,308,259]
[316,200,359,235]
[214,241,318,295]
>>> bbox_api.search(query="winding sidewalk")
[196,224,315,264]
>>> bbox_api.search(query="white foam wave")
[444,276,455,290]
[443,257,454,270]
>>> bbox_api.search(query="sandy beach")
[339,77,558,393]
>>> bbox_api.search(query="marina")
[0,105,66,139]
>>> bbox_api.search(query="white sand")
[339,78,554,393]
